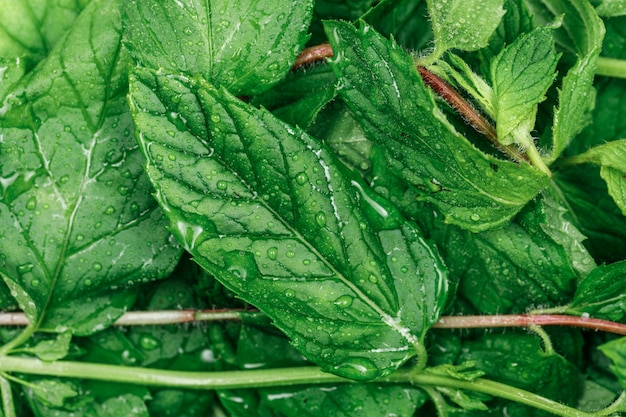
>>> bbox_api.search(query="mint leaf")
[561,140,626,215]
[326,20,549,232]
[363,0,433,51]
[491,26,559,147]
[599,336,626,390]
[525,0,605,162]
[28,379,78,408]
[424,0,505,63]
[130,67,449,380]
[596,0,626,17]
[122,0,313,96]
[259,384,428,417]
[0,0,181,334]
[567,261,626,322]
[0,0,89,62]
[21,333,72,362]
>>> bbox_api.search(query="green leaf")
[561,140,626,215]
[524,0,605,162]
[28,380,78,408]
[259,384,428,417]
[325,20,549,232]
[251,65,337,129]
[0,0,90,62]
[596,0,626,17]
[20,333,72,362]
[567,261,626,321]
[363,0,433,51]
[424,0,505,63]
[599,336,626,390]
[95,394,150,417]
[129,67,449,380]
[490,26,560,147]
[552,165,626,264]
[0,0,181,334]
[0,57,27,101]
[122,0,313,96]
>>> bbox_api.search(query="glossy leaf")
[599,336,626,390]
[129,67,449,380]
[490,27,559,146]
[596,0,626,17]
[567,261,626,322]
[21,333,72,362]
[0,0,181,334]
[29,380,78,408]
[524,0,605,162]
[425,0,505,63]
[325,20,549,232]
[122,0,313,96]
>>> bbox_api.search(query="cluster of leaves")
[1,0,626,416]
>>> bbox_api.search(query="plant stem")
[0,374,15,417]
[596,57,626,79]
[0,357,608,417]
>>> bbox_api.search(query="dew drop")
[59,175,70,184]
[17,263,34,274]
[210,114,221,123]
[334,295,353,309]
[117,185,129,196]
[92,262,102,271]
[315,211,327,227]
[368,274,378,283]
[140,335,161,350]
[284,289,295,298]
[267,247,278,260]
[334,358,380,380]
[470,213,481,221]
[286,250,295,258]
[295,172,308,185]
[104,206,116,215]
[26,196,37,210]
[216,180,227,190]
[30,279,40,288]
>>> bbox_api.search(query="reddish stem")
[292,43,334,69]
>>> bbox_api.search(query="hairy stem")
[596,57,626,79]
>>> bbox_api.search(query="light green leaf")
[525,0,605,162]
[0,57,26,101]
[423,0,505,63]
[29,380,78,408]
[21,332,72,362]
[0,0,90,62]
[129,67,449,381]
[325,20,549,232]
[122,0,313,96]
[596,0,626,17]
[491,27,560,147]
[0,0,181,334]
[567,261,626,322]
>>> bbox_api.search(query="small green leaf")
[21,333,72,362]
[96,394,149,417]
[122,0,313,96]
[599,337,626,390]
[0,0,181,334]
[525,0,605,162]
[567,261,626,322]
[325,20,549,232]
[560,140,626,215]
[491,27,560,147]
[29,380,78,408]
[424,0,505,63]
[130,67,449,380]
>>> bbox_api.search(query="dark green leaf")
[424,0,505,63]
[363,0,433,51]
[490,27,559,147]
[28,380,78,408]
[599,336,626,390]
[129,67,449,380]
[0,0,181,334]
[251,65,337,129]
[325,20,549,232]
[524,0,605,162]
[567,261,626,321]
[122,0,313,96]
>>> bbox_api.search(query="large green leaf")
[129,67,449,380]
[567,261,626,322]
[0,0,181,334]
[122,0,313,96]
[0,0,90,63]
[325,20,549,232]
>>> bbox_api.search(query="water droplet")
[17,263,34,274]
[284,289,295,298]
[216,180,227,190]
[210,114,221,123]
[30,279,40,288]
[84,279,92,286]
[117,185,129,196]
[470,213,481,221]
[334,358,381,380]
[286,250,295,258]
[267,247,278,260]
[26,196,37,210]
[168,154,176,161]
[59,175,70,184]
[334,295,353,309]
[140,335,161,350]
[295,172,308,185]
[92,262,102,271]
[104,206,116,215]
[315,211,327,227]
